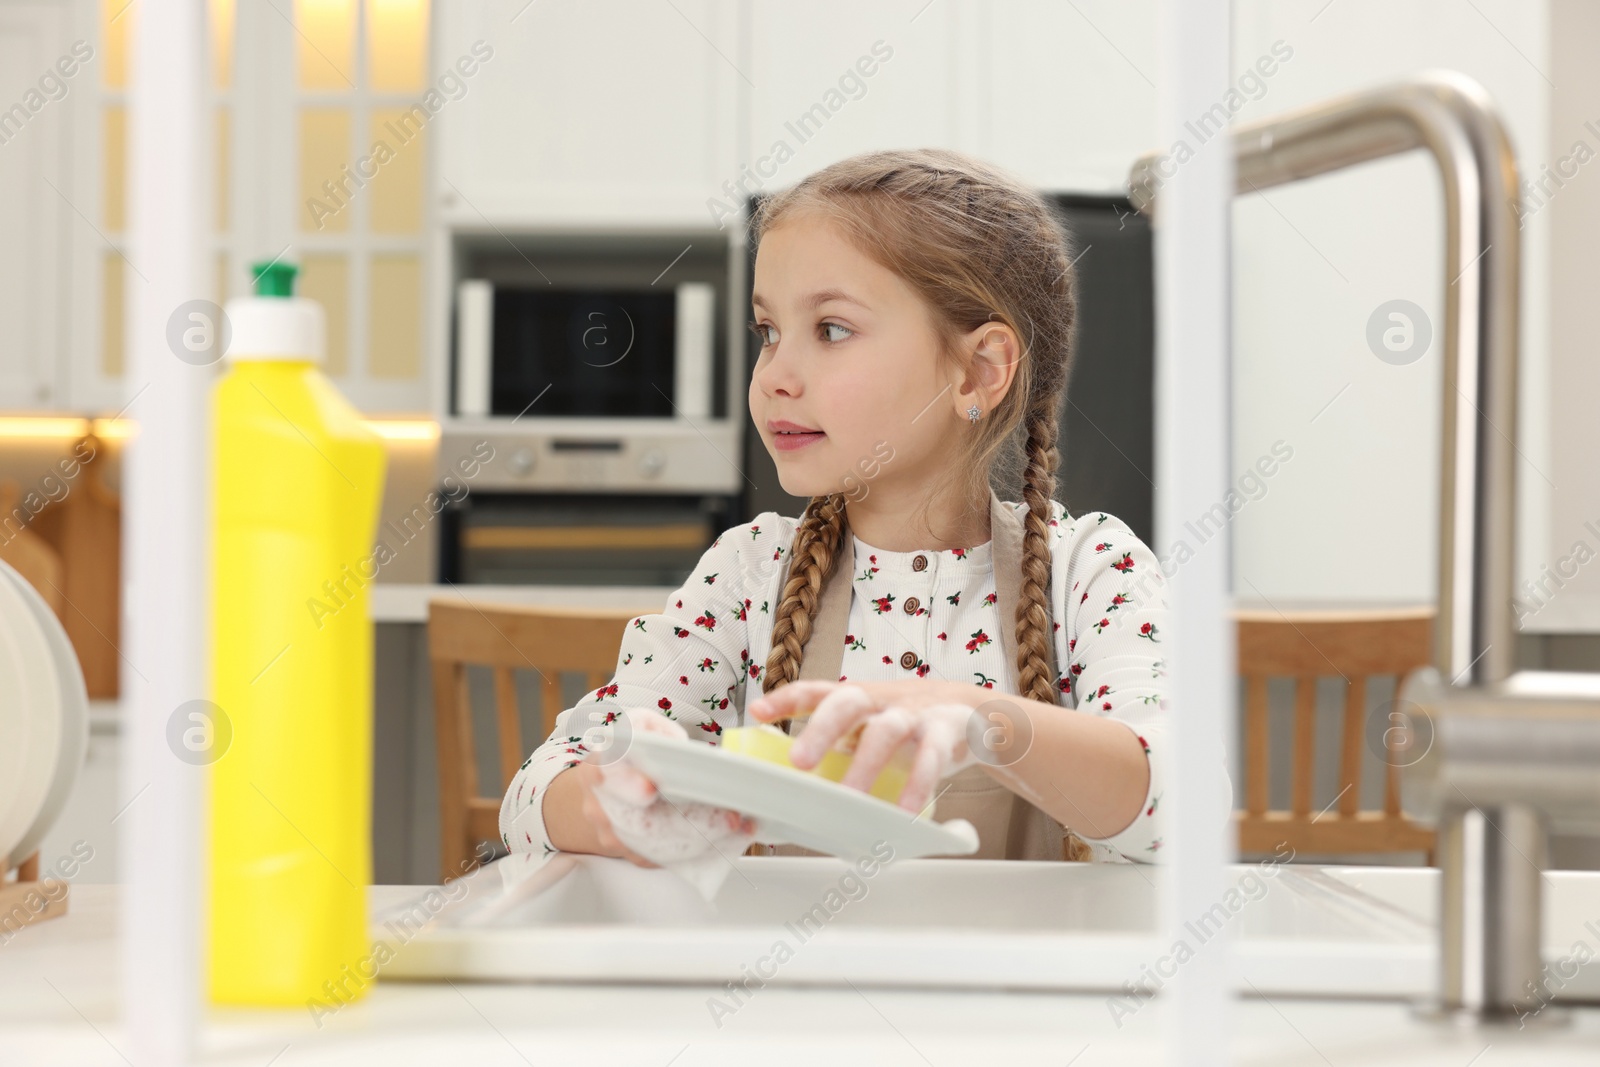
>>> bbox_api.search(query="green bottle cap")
[251,260,299,298]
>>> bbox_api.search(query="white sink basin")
[373,851,1600,1004]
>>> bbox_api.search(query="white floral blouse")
[498,498,1171,863]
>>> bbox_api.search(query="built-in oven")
[437,230,748,584]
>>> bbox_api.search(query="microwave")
[454,280,716,420]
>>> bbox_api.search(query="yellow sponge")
[721,722,912,805]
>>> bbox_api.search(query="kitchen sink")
[372,851,1600,1003]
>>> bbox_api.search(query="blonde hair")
[754,148,1093,861]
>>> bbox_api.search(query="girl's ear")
[951,321,1021,419]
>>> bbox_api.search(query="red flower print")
[937,632,947,641]
[1070,662,1085,676]
[749,524,761,538]
[675,599,683,608]
[698,657,715,672]
[1094,542,1112,553]
[915,663,931,678]
[1111,552,1134,573]
[1057,676,1071,693]
[983,591,998,606]
[974,672,996,689]
[704,572,718,585]
[1093,617,1111,634]
[872,595,896,614]
[1095,684,1111,698]
[1080,591,1089,604]
[1102,701,1112,710]
[602,710,619,725]
[679,675,689,686]
[1135,733,1151,754]
[946,591,961,606]
[658,697,672,711]
[882,655,892,664]
[951,547,967,559]
[1109,594,1129,609]
[1069,638,1077,651]
[595,683,620,699]
[699,721,722,735]
[672,625,689,638]
[694,611,717,631]
[1138,622,1160,642]
[965,629,991,654]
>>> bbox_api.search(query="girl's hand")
[749,681,1022,815]
[579,708,759,866]
[566,761,667,867]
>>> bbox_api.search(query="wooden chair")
[1235,607,1437,862]
[427,599,650,883]
[0,480,65,618]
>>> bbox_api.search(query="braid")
[1014,400,1060,708]
[1016,395,1094,862]
[762,493,849,734]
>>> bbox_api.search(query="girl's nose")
[754,342,802,399]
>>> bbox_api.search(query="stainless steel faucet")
[1131,71,1594,1023]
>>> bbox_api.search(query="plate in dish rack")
[621,731,980,860]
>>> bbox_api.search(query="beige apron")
[750,492,1075,862]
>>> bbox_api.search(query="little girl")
[500,147,1170,867]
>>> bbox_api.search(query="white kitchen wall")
[1229,0,1551,612]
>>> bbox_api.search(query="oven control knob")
[638,449,666,478]
[508,447,536,477]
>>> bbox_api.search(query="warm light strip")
[0,416,439,443]
[0,417,96,438]
[364,419,440,441]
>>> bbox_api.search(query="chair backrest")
[426,598,648,883]
[0,481,65,618]
[1234,607,1436,860]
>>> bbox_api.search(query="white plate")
[0,562,61,864]
[1,560,88,870]
[622,731,980,860]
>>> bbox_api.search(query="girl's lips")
[773,431,826,453]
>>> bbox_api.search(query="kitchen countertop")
[370,582,674,623]
[4,884,1599,1065]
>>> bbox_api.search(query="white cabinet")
[433,0,742,228]
[0,1,70,410]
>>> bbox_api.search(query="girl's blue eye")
[820,322,852,343]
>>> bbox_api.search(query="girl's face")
[748,214,971,501]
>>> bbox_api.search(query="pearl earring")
[967,405,982,423]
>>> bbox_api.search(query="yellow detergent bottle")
[209,260,386,1006]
